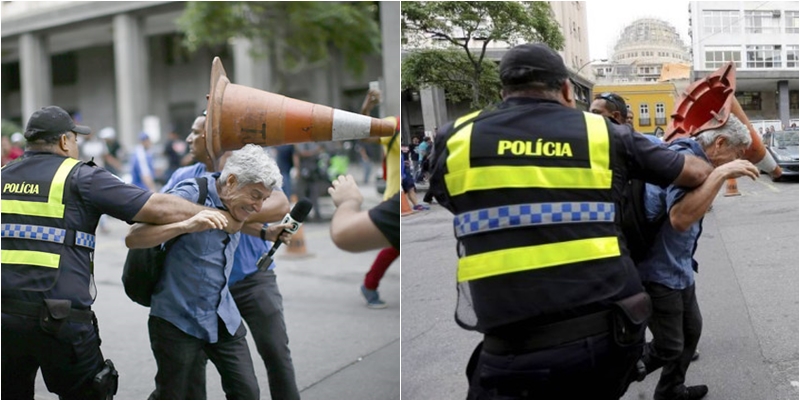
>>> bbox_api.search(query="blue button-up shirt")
[150,172,241,343]
[163,163,276,287]
[637,138,707,290]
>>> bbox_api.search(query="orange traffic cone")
[401,190,414,216]
[284,195,313,259]
[724,178,741,197]
[204,57,396,167]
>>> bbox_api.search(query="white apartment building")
[689,1,798,126]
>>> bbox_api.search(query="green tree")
[402,1,564,108]
[177,2,381,92]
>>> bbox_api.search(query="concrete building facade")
[1,1,400,152]
[689,1,799,127]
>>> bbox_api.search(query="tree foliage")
[402,1,565,108]
[177,2,381,88]
[402,49,500,107]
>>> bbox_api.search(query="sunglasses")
[596,93,626,112]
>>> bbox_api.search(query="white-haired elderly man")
[637,114,759,400]
[125,144,292,400]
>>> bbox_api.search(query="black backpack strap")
[194,176,208,205]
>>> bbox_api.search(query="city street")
[401,174,798,400]
[32,178,400,400]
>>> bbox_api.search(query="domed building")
[594,18,690,83]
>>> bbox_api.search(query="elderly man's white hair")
[220,144,283,190]
[695,114,752,149]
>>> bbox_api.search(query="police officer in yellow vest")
[428,44,714,399]
[2,106,236,399]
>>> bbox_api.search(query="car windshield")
[772,131,799,147]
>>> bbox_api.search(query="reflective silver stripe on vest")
[453,202,615,238]
[2,224,96,250]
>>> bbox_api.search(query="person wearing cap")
[131,132,157,191]
[1,106,244,399]
[98,127,124,177]
[159,114,299,400]
[427,43,715,399]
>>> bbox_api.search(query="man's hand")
[716,159,759,180]
[184,210,228,233]
[360,88,381,115]
[261,223,294,244]
[328,175,364,208]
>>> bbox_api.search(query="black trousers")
[2,313,106,399]
[466,333,642,400]
[185,270,300,400]
[642,282,703,398]
[148,316,259,400]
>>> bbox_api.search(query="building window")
[746,45,781,68]
[704,46,742,69]
[51,52,77,86]
[2,62,21,92]
[639,104,651,126]
[736,92,762,111]
[702,10,740,35]
[655,103,667,125]
[745,10,780,34]
[786,11,799,33]
[788,45,799,68]
[790,90,798,111]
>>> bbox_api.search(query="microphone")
[257,198,313,271]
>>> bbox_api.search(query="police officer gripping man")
[427,44,714,399]
[2,106,240,399]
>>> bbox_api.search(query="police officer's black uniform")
[428,44,689,399]
[2,106,153,399]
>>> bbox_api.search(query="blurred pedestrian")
[162,130,187,183]
[131,132,157,191]
[294,142,324,222]
[358,88,401,309]
[2,134,23,166]
[98,127,124,177]
[80,131,107,167]
[275,144,295,198]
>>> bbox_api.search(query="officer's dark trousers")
[642,282,703,399]
[466,332,642,399]
[2,313,105,399]
[148,316,259,400]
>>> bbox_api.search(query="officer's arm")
[125,209,228,248]
[131,193,243,233]
[670,154,714,189]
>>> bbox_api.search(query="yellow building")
[593,83,679,135]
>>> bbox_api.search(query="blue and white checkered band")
[1,224,95,249]
[74,231,96,249]
[453,202,616,238]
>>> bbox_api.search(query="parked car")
[762,130,799,182]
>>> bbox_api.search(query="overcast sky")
[585,0,691,61]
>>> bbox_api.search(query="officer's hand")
[219,210,245,234]
[328,175,363,208]
[716,159,759,180]
[184,210,228,233]
[262,223,293,244]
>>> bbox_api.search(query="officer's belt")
[454,202,615,238]
[483,310,611,354]
[2,299,94,324]
[1,224,95,250]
